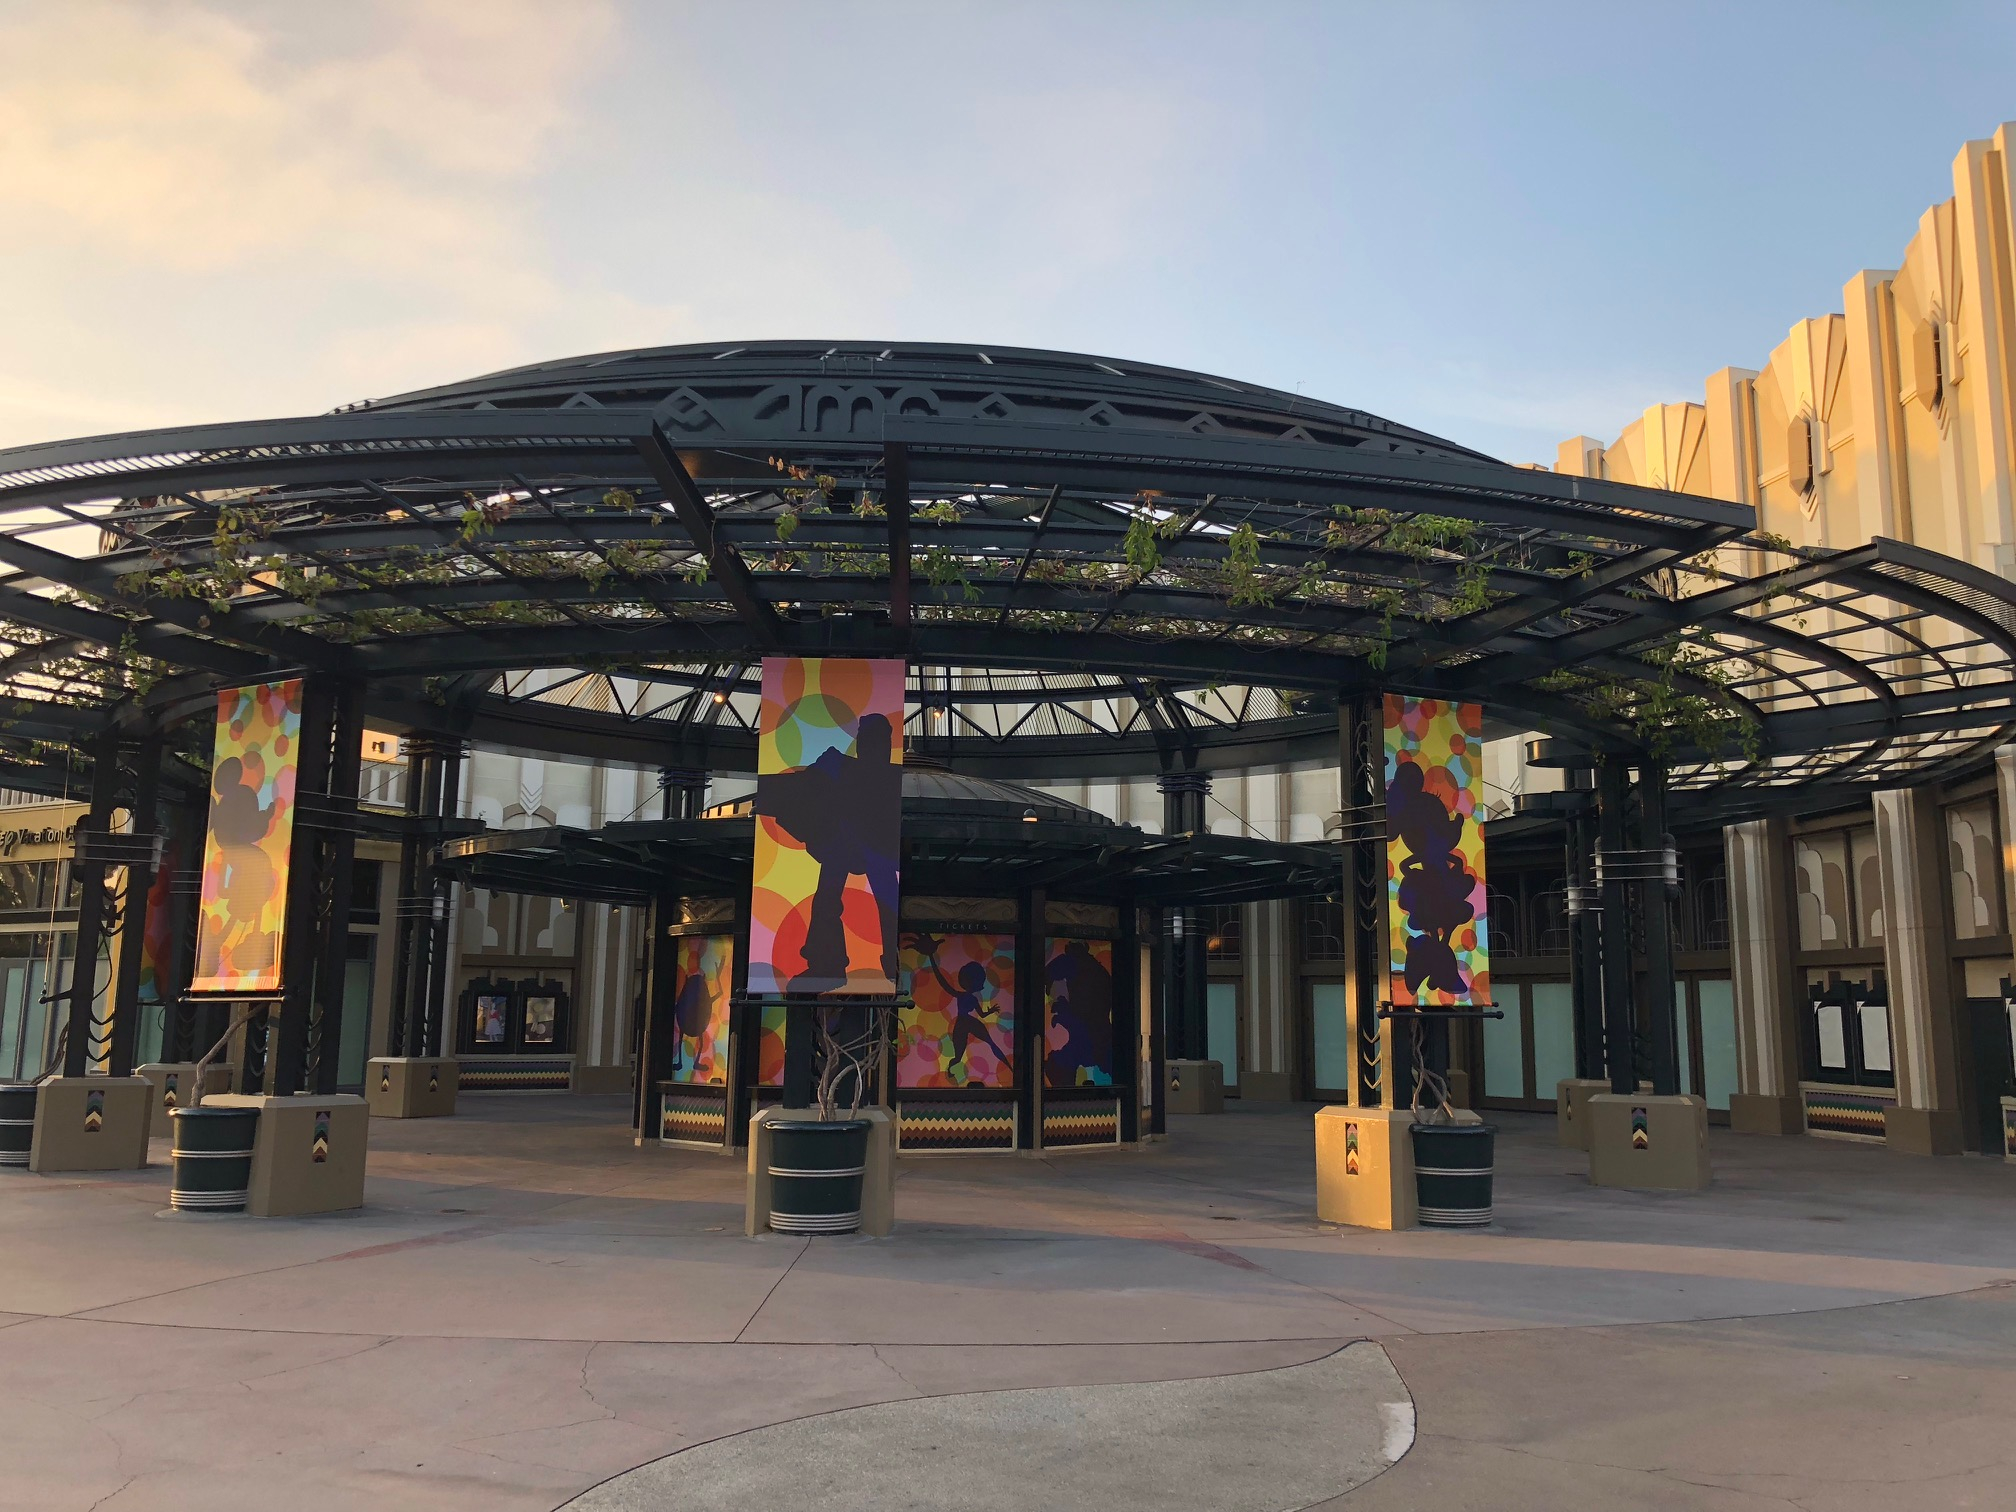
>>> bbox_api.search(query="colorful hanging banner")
[747,657,905,996]
[190,679,303,995]
[667,935,734,1086]
[1383,694,1489,1007]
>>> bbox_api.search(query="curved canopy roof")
[0,339,2011,818]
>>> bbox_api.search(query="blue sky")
[2,1,2012,461]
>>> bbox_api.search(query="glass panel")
[1793,835,1852,951]
[1816,1002,1848,1071]
[1697,979,1737,1111]
[0,958,24,1080]
[1529,981,1575,1098]
[1482,985,1526,1100]
[1858,1001,1892,1074]
[1675,981,1694,1096]
[339,941,374,1087]
[1206,981,1239,1088]
[1310,982,1350,1094]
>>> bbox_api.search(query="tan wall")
[1554,123,2016,583]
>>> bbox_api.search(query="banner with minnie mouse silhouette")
[190,679,303,995]
[1383,695,1489,1007]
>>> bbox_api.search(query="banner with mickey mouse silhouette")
[1383,695,1490,1008]
[190,679,303,995]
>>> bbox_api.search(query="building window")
[1203,904,1241,961]
[1300,898,1346,962]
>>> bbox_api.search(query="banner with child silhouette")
[190,678,303,995]
[747,657,905,997]
[1383,695,1490,1007]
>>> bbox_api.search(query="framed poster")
[1043,937,1115,1088]
[666,936,733,1086]
[475,993,510,1045]
[190,679,303,994]
[1383,695,1489,1006]
[522,994,558,1045]
[747,657,905,996]
[898,932,1015,1089]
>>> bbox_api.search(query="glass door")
[1308,980,1350,1099]
[1206,980,1240,1092]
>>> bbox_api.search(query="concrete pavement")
[0,1095,2008,1510]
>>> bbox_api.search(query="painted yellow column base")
[1315,1106,1418,1231]
[1883,1104,1963,1156]
[29,1077,153,1172]
[1587,1093,1709,1190]
[365,1057,458,1119]
[204,1094,369,1216]
[1554,1078,1610,1150]
[745,1106,895,1238]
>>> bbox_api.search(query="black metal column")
[388,737,431,1059]
[1639,765,1681,1098]
[1339,694,1394,1108]
[1597,756,1638,1095]
[61,733,123,1078]
[1017,885,1045,1148]
[105,737,163,1078]
[310,682,363,1094]
[634,893,677,1141]
[1566,779,1605,1082]
[658,767,709,820]
[420,742,464,1058]
[269,679,338,1096]
[1157,772,1209,1061]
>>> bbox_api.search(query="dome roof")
[354,339,1492,464]
[900,763,1113,826]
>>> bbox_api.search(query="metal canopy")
[0,339,2012,818]
[438,814,1343,909]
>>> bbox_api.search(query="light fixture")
[713,690,727,704]
[1021,807,1039,824]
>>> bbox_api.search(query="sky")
[1,0,2013,464]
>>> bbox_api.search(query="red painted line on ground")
[1148,1232,1268,1272]
[313,1224,501,1265]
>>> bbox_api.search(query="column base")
[1316,1106,1415,1230]
[202,1094,369,1216]
[570,1064,633,1095]
[1554,1078,1610,1150]
[1882,1104,1963,1156]
[1165,1059,1225,1115]
[1728,1092,1804,1136]
[29,1077,153,1172]
[745,1106,895,1237]
[366,1057,458,1119]
[1239,1070,1294,1103]
[1587,1093,1710,1191]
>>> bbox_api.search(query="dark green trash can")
[1411,1122,1496,1227]
[768,1119,870,1235]
[0,1082,34,1168]
[169,1105,260,1212]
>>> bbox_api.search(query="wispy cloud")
[0,0,687,445]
